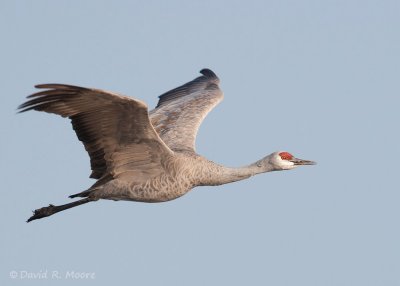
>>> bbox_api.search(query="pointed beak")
[290,157,317,166]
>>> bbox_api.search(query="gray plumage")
[19,68,315,222]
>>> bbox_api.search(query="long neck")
[197,157,274,186]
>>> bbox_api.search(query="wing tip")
[35,84,50,89]
[200,68,219,80]
[35,83,89,89]
[155,69,221,108]
[34,83,68,89]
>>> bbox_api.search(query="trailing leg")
[27,197,96,222]
[69,189,92,199]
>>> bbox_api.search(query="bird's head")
[262,151,316,171]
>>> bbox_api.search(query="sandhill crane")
[19,69,315,222]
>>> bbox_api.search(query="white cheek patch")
[274,153,296,170]
[281,160,295,170]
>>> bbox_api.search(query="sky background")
[1,0,399,285]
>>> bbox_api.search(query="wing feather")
[19,84,173,183]
[150,69,223,152]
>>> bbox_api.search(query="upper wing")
[19,84,173,182]
[149,69,223,152]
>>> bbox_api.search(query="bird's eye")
[279,152,293,161]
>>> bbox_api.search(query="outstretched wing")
[19,84,173,183]
[149,69,223,152]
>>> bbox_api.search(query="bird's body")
[91,154,241,202]
[85,153,270,203]
[19,69,315,222]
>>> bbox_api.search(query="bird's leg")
[27,197,96,222]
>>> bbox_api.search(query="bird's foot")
[26,198,94,222]
[27,204,57,223]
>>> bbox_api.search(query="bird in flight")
[19,69,315,222]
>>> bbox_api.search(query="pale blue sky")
[1,0,399,285]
